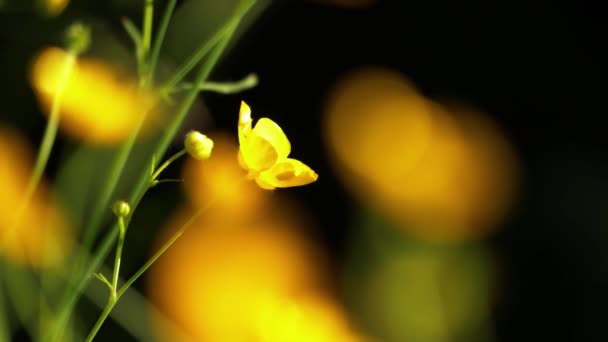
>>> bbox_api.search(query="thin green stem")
[148,0,177,82]
[150,149,186,182]
[93,273,113,291]
[49,95,145,342]
[117,207,207,298]
[84,297,116,342]
[153,178,183,186]
[111,217,127,299]
[83,201,213,342]
[173,73,258,94]
[0,267,11,342]
[159,0,252,96]
[81,130,139,251]
[48,2,254,340]
[81,148,186,341]
[11,52,75,233]
[142,0,154,58]
[83,216,126,341]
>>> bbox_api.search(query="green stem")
[81,131,139,251]
[48,99,144,342]
[150,149,186,182]
[84,173,209,341]
[159,0,253,96]
[48,2,254,340]
[82,215,126,342]
[111,217,127,299]
[117,207,206,298]
[12,52,75,230]
[0,267,11,342]
[84,297,116,342]
[153,179,183,186]
[142,0,154,57]
[148,0,177,82]
[173,73,258,94]
[83,202,213,342]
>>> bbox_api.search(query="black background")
[2,1,608,341]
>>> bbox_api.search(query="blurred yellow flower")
[0,126,72,267]
[324,67,519,241]
[29,47,162,145]
[255,292,366,342]
[182,133,270,218]
[237,101,318,190]
[41,0,69,16]
[148,205,330,341]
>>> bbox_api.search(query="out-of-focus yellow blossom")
[29,47,162,145]
[0,126,72,267]
[41,0,69,16]
[148,205,329,341]
[182,133,270,218]
[238,101,318,190]
[351,246,495,342]
[324,67,519,241]
[255,292,366,342]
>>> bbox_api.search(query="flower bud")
[112,200,130,218]
[64,22,91,55]
[185,131,214,160]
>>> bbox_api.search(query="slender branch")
[150,149,186,182]
[174,73,258,94]
[47,2,255,340]
[12,52,75,233]
[148,0,177,82]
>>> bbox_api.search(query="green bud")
[185,131,214,160]
[64,22,91,55]
[112,200,130,218]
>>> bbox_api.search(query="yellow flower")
[237,101,318,190]
[30,47,161,145]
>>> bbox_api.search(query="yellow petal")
[257,158,319,189]
[238,101,252,146]
[254,177,277,190]
[238,103,291,173]
[240,132,280,172]
[253,118,291,159]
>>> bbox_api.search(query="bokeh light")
[182,132,271,218]
[0,126,72,268]
[29,47,163,145]
[342,210,496,342]
[147,201,355,341]
[41,0,69,16]
[323,67,520,241]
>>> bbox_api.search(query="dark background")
[220,3,608,340]
[2,1,608,341]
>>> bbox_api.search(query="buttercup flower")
[237,101,318,190]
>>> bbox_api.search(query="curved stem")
[0,267,11,341]
[159,0,254,96]
[117,207,205,298]
[81,130,140,250]
[148,0,177,82]
[111,217,127,299]
[13,52,75,230]
[48,2,255,340]
[84,297,116,342]
[150,149,186,182]
[84,201,213,342]
[142,0,154,58]
[173,73,258,94]
[82,148,188,341]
